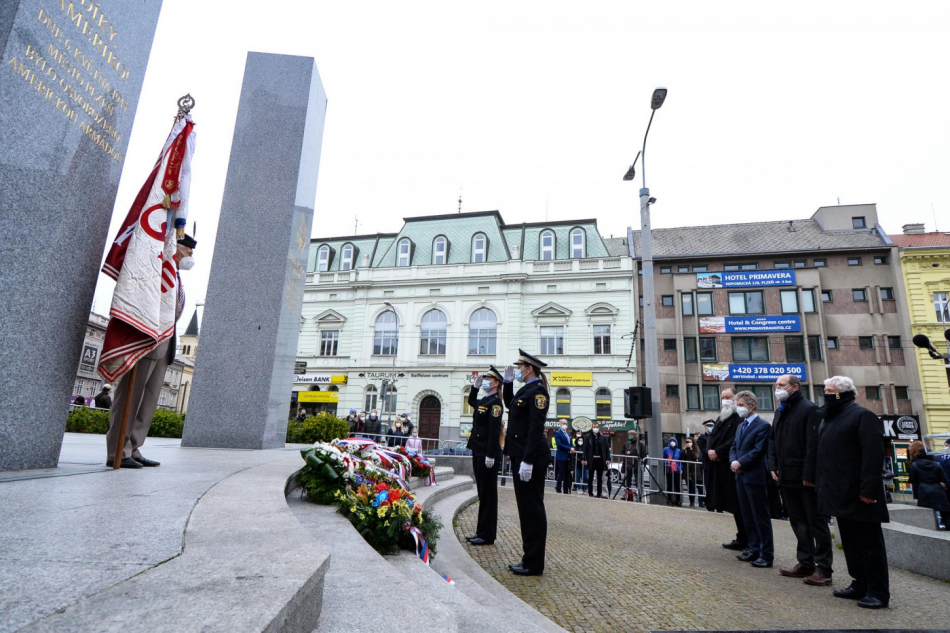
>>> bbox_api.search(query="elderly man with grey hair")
[816,376,890,609]
[768,374,832,586]
[729,390,774,568]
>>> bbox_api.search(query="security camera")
[648,197,657,204]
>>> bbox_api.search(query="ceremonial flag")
[98,114,196,383]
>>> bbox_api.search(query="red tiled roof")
[889,232,950,247]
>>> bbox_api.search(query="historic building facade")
[892,225,950,435]
[296,211,636,442]
[633,204,926,437]
[73,312,110,403]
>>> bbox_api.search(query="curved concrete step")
[423,489,565,633]
[23,455,330,633]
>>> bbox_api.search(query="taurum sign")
[697,270,796,288]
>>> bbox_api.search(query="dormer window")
[540,229,555,261]
[317,245,330,272]
[432,236,447,265]
[852,216,867,229]
[472,233,487,263]
[397,238,412,267]
[570,228,585,258]
[341,244,354,271]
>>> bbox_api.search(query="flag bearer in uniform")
[503,349,551,576]
[464,366,505,546]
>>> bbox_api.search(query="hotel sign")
[700,315,801,334]
[697,271,796,288]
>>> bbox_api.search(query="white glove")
[474,375,484,389]
[485,457,495,468]
[504,365,515,383]
[518,461,533,482]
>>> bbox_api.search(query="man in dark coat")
[815,376,890,609]
[583,421,612,498]
[768,375,833,586]
[464,366,505,545]
[502,350,551,576]
[707,388,748,550]
[94,384,113,409]
[697,420,716,510]
[729,390,774,568]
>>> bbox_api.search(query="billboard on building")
[550,372,594,387]
[294,374,348,384]
[697,270,796,288]
[699,315,801,333]
[297,391,340,403]
[702,363,807,382]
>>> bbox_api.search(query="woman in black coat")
[909,447,950,529]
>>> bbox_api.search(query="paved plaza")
[457,488,949,632]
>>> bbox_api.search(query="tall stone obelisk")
[182,53,327,449]
[0,0,163,470]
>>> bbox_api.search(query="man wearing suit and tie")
[553,419,574,494]
[729,390,774,568]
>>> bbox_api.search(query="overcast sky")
[91,0,950,330]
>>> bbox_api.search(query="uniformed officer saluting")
[464,365,505,546]
[503,349,551,576]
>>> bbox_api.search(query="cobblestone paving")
[457,488,950,632]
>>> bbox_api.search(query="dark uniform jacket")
[583,432,612,464]
[767,391,819,488]
[815,396,889,523]
[466,389,503,461]
[503,379,550,466]
[707,411,742,513]
[94,391,112,409]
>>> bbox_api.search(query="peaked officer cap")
[482,365,504,382]
[177,234,198,249]
[514,349,547,369]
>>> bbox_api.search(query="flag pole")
[111,363,138,470]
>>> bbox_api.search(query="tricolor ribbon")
[406,525,430,565]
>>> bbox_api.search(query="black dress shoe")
[105,457,143,469]
[465,535,480,542]
[750,558,773,568]
[509,564,543,576]
[133,455,160,467]
[833,584,866,600]
[508,563,524,572]
[857,596,888,609]
[737,550,757,562]
[722,540,746,551]
[468,537,494,545]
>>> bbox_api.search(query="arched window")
[397,238,412,266]
[420,309,447,355]
[341,244,354,271]
[596,388,612,420]
[540,230,555,260]
[317,245,330,272]
[570,228,585,258]
[468,308,497,355]
[556,388,571,417]
[432,236,447,265]
[365,385,378,412]
[462,387,474,415]
[373,311,398,355]
[472,233,487,263]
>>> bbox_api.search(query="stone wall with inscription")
[0,0,163,470]
[182,53,327,450]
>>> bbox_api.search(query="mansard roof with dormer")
[308,211,613,270]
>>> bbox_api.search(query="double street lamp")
[623,87,667,500]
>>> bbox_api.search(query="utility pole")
[624,87,667,502]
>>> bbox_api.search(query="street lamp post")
[382,301,398,417]
[624,87,667,502]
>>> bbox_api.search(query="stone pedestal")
[182,53,327,449]
[0,0,163,470]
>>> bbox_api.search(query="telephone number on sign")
[729,364,806,380]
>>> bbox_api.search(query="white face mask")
[736,406,750,419]
[560,424,568,431]
[178,256,195,271]
[775,389,789,402]
[592,428,600,434]
[721,399,734,408]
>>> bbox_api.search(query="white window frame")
[570,228,585,258]
[317,245,330,272]
[397,239,411,267]
[540,325,564,355]
[432,236,447,265]
[468,308,497,355]
[780,289,799,314]
[593,324,611,355]
[373,312,399,355]
[341,244,354,271]
[540,230,555,261]
[419,309,447,355]
[595,388,612,420]
[383,386,398,414]
[802,289,816,313]
[320,330,339,356]
[471,233,487,263]
[365,385,378,412]
[935,292,950,324]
